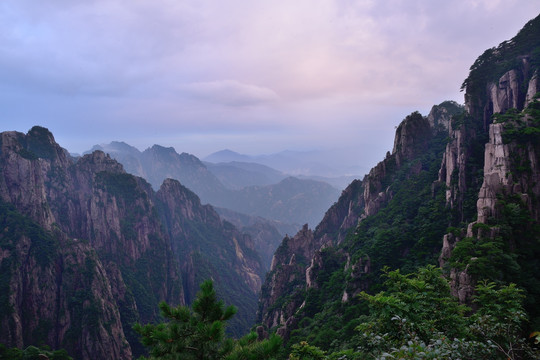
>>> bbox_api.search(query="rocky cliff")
[156,178,264,335]
[258,102,460,340]
[258,14,540,345]
[438,15,540,311]
[0,127,265,358]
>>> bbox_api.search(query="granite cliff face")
[258,16,540,343]
[0,127,265,358]
[155,178,264,335]
[258,102,459,340]
[438,15,540,305]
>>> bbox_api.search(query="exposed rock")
[488,69,524,115]
[441,20,540,302]
[156,178,264,333]
[258,106,445,340]
[0,126,265,358]
[525,70,539,106]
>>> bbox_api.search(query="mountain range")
[0,130,265,358]
[258,15,540,351]
[1,12,540,360]
[88,142,341,229]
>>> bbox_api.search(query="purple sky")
[1,1,539,176]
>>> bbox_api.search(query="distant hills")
[204,160,286,190]
[88,143,342,229]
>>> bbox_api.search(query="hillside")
[257,13,540,356]
[0,129,264,358]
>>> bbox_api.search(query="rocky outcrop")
[0,126,265,358]
[156,178,264,334]
[258,104,454,339]
[392,111,432,167]
[440,15,540,303]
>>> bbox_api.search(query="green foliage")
[289,341,326,360]
[461,14,540,104]
[288,266,539,359]
[226,332,282,360]
[135,280,281,360]
[0,344,72,360]
[495,98,540,147]
[357,266,469,345]
[269,124,456,353]
[95,171,148,206]
[450,193,540,329]
[347,129,451,276]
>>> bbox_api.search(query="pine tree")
[134,280,281,360]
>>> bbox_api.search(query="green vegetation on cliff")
[288,266,538,360]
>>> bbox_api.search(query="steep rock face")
[0,202,131,359]
[314,179,364,244]
[476,123,513,223]
[258,104,454,339]
[0,127,194,358]
[1,126,267,355]
[157,178,263,295]
[437,117,483,216]
[156,178,264,335]
[259,225,316,338]
[440,15,540,307]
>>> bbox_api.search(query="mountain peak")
[204,149,252,163]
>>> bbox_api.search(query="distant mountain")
[219,177,340,227]
[215,207,297,270]
[204,149,252,163]
[296,174,360,191]
[89,143,340,228]
[89,143,227,202]
[204,149,363,180]
[204,161,287,190]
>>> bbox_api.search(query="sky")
[1,1,539,176]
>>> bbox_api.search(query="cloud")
[179,80,279,106]
[1,0,539,168]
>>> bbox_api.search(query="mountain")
[203,149,253,163]
[89,143,227,202]
[258,14,540,350]
[89,143,340,228]
[0,128,264,359]
[215,207,300,270]
[204,161,287,190]
[221,177,340,227]
[204,149,364,179]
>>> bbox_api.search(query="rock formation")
[258,101,461,339]
[0,127,265,358]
